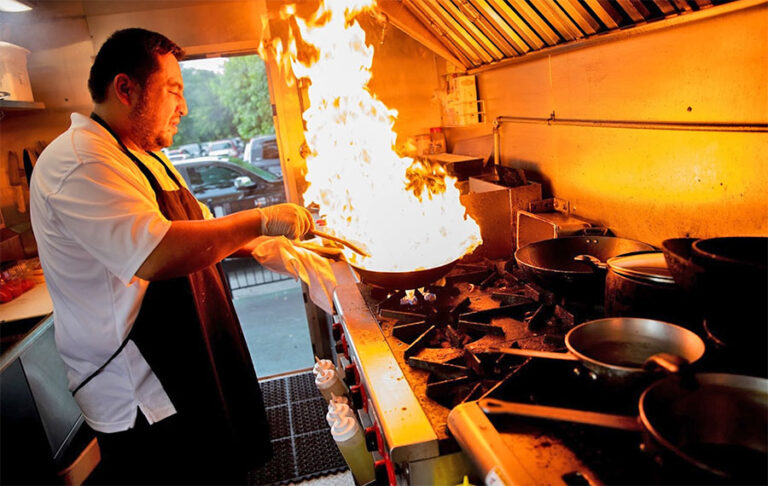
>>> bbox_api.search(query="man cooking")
[29,28,312,484]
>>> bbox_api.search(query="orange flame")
[262,0,481,272]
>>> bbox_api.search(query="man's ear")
[112,74,136,106]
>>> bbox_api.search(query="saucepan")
[491,317,706,385]
[480,373,768,483]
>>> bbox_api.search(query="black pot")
[690,237,768,356]
[604,251,696,329]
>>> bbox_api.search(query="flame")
[261,0,482,272]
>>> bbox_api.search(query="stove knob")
[334,335,346,355]
[373,459,389,485]
[364,425,380,452]
[349,384,364,410]
[343,363,357,388]
[332,322,343,341]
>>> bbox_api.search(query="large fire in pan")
[261,0,481,272]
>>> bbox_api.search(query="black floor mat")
[249,371,348,485]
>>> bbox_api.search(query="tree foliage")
[172,55,273,148]
[214,56,274,139]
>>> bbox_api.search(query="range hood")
[378,0,739,70]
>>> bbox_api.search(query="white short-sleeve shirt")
[30,113,212,433]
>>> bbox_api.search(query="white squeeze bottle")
[315,367,348,403]
[331,416,375,485]
[326,400,355,427]
[312,356,335,377]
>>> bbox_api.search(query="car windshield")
[210,142,231,151]
[186,165,246,190]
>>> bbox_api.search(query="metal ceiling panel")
[505,0,562,45]
[394,0,742,70]
[402,0,475,66]
[556,0,602,34]
[420,0,498,63]
[670,0,694,10]
[409,0,489,64]
[485,0,546,49]
[467,0,531,55]
[653,0,678,15]
[528,0,583,40]
[582,0,622,28]
[615,0,647,21]
[437,0,508,59]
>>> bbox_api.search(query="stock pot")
[604,251,694,327]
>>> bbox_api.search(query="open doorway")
[171,54,315,377]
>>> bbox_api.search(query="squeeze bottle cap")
[313,356,334,376]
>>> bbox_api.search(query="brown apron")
[76,114,272,473]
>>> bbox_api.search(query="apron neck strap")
[89,112,184,188]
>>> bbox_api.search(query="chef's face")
[129,52,187,151]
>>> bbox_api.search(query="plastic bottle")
[330,416,375,485]
[314,368,348,403]
[429,126,446,154]
[312,356,335,377]
[326,400,356,427]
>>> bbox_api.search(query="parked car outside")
[178,143,204,158]
[207,139,240,159]
[172,157,285,217]
[164,148,192,162]
[244,134,282,178]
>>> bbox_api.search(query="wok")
[480,373,768,483]
[348,259,459,290]
[515,236,655,295]
[492,317,705,385]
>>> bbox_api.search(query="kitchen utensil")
[691,236,768,355]
[309,229,370,258]
[348,259,459,290]
[515,236,655,301]
[490,317,705,385]
[480,373,768,482]
[604,251,694,327]
[661,238,704,293]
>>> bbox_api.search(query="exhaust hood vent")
[384,0,739,69]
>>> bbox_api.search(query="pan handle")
[490,347,580,361]
[479,398,643,432]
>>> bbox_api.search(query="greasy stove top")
[358,259,600,446]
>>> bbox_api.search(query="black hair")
[87,28,184,103]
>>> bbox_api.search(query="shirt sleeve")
[48,161,171,285]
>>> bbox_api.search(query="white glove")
[260,203,313,239]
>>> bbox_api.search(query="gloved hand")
[260,203,314,239]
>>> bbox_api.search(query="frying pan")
[348,259,459,290]
[480,373,768,482]
[515,236,656,294]
[491,318,706,385]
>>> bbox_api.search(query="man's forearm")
[136,209,264,280]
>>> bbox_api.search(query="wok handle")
[479,398,643,432]
[491,347,580,361]
[310,229,370,257]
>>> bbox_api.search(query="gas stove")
[330,257,606,484]
[330,255,765,485]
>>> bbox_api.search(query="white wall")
[447,2,768,246]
